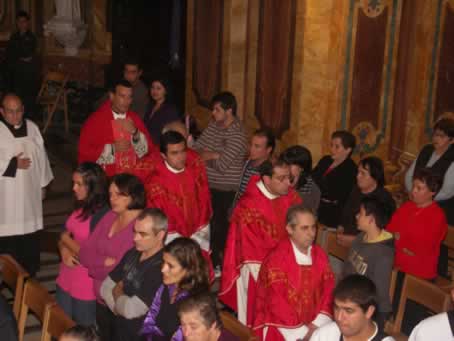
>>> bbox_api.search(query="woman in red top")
[387,167,447,334]
[387,167,447,279]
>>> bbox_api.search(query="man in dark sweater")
[342,197,394,330]
[100,208,167,341]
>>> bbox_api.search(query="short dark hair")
[433,118,454,139]
[259,159,288,179]
[413,167,443,195]
[359,157,385,188]
[61,325,99,341]
[177,292,222,330]
[150,77,173,104]
[211,91,237,116]
[286,204,317,227]
[332,130,356,156]
[280,145,312,171]
[16,10,30,20]
[160,131,186,154]
[253,129,276,154]
[359,197,390,229]
[124,57,142,70]
[334,274,377,313]
[137,208,168,235]
[74,162,108,221]
[163,238,209,294]
[109,79,133,94]
[110,173,146,210]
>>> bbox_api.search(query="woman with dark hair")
[337,156,396,247]
[78,173,146,340]
[141,237,210,341]
[143,77,180,145]
[388,168,447,334]
[405,118,454,225]
[56,162,109,326]
[312,130,358,228]
[279,145,321,212]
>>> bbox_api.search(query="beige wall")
[185,0,452,163]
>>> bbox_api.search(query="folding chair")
[17,279,56,341]
[0,254,29,319]
[220,310,256,340]
[392,274,451,335]
[325,230,349,261]
[37,71,69,133]
[41,303,76,341]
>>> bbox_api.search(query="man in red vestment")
[78,79,156,178]
[146,130,212,255]
[219,160,301,325]
[253,205,335,340]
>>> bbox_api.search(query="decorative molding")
[342,0,400,154]
[359,0,387,17]
[255,0,296,138]
[192,0,223,108]
[425,0,444,136]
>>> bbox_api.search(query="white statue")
[44,0,87,56]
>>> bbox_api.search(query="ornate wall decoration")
[352,121,381,157]
[341,0,400,154]
[432,1,454,125]
[255,0,296,138]
[360,0,386,17]
[192,0,223,108]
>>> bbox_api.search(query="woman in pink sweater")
[56,162,108,326]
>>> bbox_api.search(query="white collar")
[290,240,312,265]
[165,161,185,174]
[256,180,279,200]
[112,110,126,120]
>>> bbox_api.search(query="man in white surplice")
[0,94,53,275]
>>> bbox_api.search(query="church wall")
[185,0,454,163]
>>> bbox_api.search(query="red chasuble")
[145,149,212,240]
[253,239,334,340]
[78,100,157,178]
[219,176,301,313]
[145,149,214,279]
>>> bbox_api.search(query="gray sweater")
[342,232,394,314]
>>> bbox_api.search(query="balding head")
[162,120,188,140]
[1,94,24,126]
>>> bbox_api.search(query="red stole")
[145,149,212,238]
[219,176,301,312]
[78,100,157,177]
[253,239,334,340]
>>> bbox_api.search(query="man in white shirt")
[0,93,54,275]
[311,274,395,341]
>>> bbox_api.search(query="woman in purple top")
[79,173,146,340]
[56,162,108,326]
[143,77,180,145]
[141,238,210,341]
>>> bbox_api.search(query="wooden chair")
[17,279,56,341]
[220,311,256,340]
[392,274,451,334]
[0,254,29,319]
[37,71,69,134]
[41,303,76,341]
[325,231,349,261]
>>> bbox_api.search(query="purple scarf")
[141,284,189,341]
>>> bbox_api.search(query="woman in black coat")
[312,130,357,228]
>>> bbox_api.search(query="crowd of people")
[1,21,454,339]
